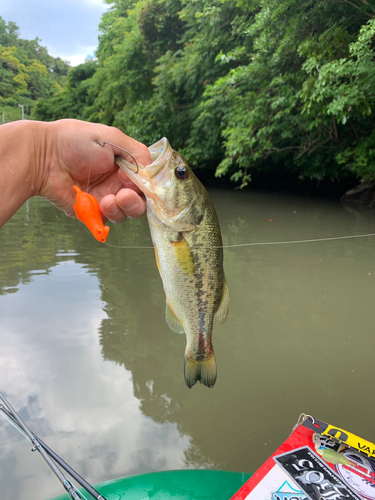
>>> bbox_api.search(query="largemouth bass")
[116,138,229,388]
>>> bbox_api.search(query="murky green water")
[1,189,375,499]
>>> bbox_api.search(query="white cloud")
[61,53,97,67]
[1,0,109,63]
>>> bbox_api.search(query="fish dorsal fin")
[166,301,185,334]
[172,236,195,275]
[213,279,230,329]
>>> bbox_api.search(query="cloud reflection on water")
[0,260,191,500]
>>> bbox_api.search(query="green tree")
[0,16,70,121]
[191,0,374,186]
[33,60,98,121]
[29,0,375,190]
[301,16,375,182]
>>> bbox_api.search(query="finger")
[100,190,146,223]
[100,194,127,224]
[105,126,152,166]
[116,188,147,219]
[118,169,144,195]
[89,170,123,198]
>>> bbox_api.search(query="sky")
[1,0,109,66]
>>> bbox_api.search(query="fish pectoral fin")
[166,301,185,334]
[213,279,230,329]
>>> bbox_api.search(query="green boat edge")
[50,469,253,500]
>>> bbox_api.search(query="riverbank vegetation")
[4,1,375,191]
[0,17,70,122]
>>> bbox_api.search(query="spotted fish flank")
[116,138,229,388]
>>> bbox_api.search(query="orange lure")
[73,185,110,243]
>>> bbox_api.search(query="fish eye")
[174,165,189,181]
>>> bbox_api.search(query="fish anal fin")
[172,236,195,275]
[166,301,185,334]
[184,350,217,389]
[213,279,230,329]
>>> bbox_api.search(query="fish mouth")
[115,137,172,198]
[115,137,170,177]
[149,137,169,163]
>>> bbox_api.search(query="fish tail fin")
[184,350,217,389]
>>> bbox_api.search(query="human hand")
[39,119,151,223]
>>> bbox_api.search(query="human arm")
[0,119,150,229]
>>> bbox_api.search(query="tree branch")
[336,0,375,17]
[332,116,338,141]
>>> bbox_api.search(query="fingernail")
[121,194,137,211]
[106,200,119,216]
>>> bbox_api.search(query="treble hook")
[95,140,139,173]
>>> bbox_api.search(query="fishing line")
[104,232,375,250]
[88,141,375,249]
[86,158,92,193]
[88,139,375,249]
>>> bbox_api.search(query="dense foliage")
[0,17,69,122]
[33,0,375,187]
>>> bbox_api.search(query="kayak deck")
[50,469,253,500]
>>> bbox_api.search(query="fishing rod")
[0,405,106,500]
[0,392,107,500]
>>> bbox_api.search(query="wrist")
[0,120,51,227]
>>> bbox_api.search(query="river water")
[0,189,375,499]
